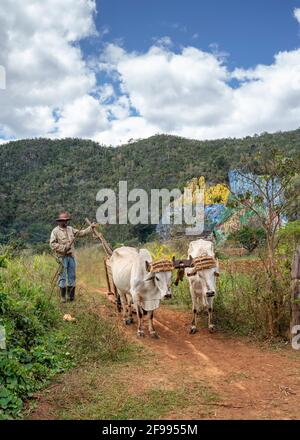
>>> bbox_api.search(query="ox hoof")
[137,330,145,338]
[209,325,215,333]
[125,318,133,325]
[150,331,159,339]
[189,326,197,335]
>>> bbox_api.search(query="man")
[50,212,97,302]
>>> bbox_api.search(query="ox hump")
[188,238,214,258]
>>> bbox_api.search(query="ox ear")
[145,260,151,272]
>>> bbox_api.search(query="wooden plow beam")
[103,255,121,312]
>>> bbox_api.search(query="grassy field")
[2,242,293,419]
[25,245,221,420]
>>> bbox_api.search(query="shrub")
[0,254,72,419]
[214,258,290,339]
[278,221,300,254]
[229,225,266,253]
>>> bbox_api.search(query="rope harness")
[148,259,174,273]
[187,255,218,277]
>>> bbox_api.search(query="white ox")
[185,239,219,334]
[110,246,173,338]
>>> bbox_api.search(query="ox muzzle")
[206,291,215,298]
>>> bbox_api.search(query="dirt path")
[135,306,300,419]
[28,283,300,420]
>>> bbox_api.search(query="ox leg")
[190,293,199,334]
[119,291,130,325]
[207,296,215,333]
[126,293,134,324]
[136,304,145,337]
[148,311,159,339]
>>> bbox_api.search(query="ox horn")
[172,256,194,269]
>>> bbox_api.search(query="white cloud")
[1,3,300,146]
[152,36,173,48]
[294,8,300,24]
[0,65,5,89]
[0,0,100,138]
[103,45,233,133]
[100,42,300,142]
[56,95,109,138]
[95,116,160,146]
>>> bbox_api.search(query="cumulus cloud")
[0,0,101,138]
[294,8,300,24]
[1,2,300,145]
[152,36,173,48]
[99,41,300,141]
[101,44,233,133]
[95,116,160,146]
[56,95,109,138]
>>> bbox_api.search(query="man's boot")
[60,287,67,303]
[67,286,75,301]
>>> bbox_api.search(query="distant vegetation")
[0,130,300,247]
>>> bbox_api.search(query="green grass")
[1,246,145,419]
[76,245,107,290]
[0,253,74,419]
[58,370,220,420]
[62,302,142,364]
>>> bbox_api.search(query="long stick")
[85,218,113,256]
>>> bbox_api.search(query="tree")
[229,147,300,271]
[230,225,266,253]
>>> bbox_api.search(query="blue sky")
[1,0,300,145]
[95,0,300,68]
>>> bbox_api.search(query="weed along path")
[28,271,300,420]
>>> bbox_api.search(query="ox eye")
[155,276,159,281]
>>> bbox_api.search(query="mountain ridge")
[1,129,299,246]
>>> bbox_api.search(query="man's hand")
[64,244,72,254]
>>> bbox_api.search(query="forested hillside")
[1,129,300,247]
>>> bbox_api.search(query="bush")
[0,254,73,419]
[214,258,290,339]
[278,221,300,254]
[167,255,291,340]
[229,225,266,253]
